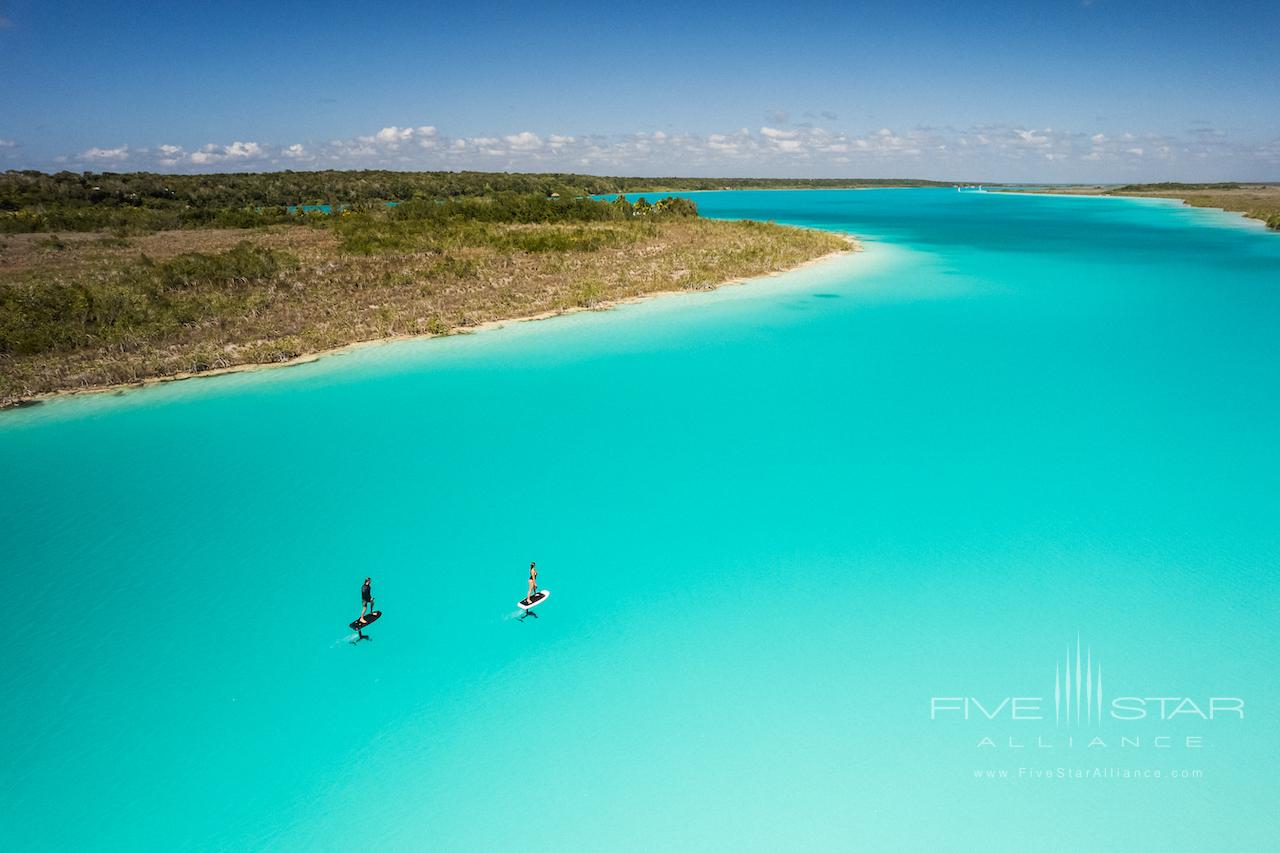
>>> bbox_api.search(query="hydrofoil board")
[518,590,550,610]
[350,610,382,631]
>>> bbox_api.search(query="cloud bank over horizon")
[3,120,1275,182]
[3,2,1278,183]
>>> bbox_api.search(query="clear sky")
[1,0,1276,180]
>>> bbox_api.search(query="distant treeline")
[387,192,697,225]
[0,169,947,233]
[1113,182,1243,192]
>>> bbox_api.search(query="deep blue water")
[2,189,1278,850]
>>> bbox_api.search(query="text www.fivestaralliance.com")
[974,767,1204,781]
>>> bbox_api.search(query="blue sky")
[1,0,1277,179]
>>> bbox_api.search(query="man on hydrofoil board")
[359,577,374,623]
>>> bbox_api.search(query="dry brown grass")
[0,219,852,404]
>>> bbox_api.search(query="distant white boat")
[956,184,986,193]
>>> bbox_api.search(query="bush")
[497,226,641,253]
[154,242,295,290]
[0,243,296,356]
[331,193,697,255]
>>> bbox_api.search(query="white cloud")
[760,126,799,140]
[82,145,130,161]
[1014,129,1050,146]
[225,141,264,158]
[503,131,543,150]
[48,120,1280,181]
[367,126,438,151]
[156,144,184,167]
[375,126,413,143]
[175,141,269,165]
[0,138,17,148]
[707,134,738,152]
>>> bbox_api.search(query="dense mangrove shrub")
[0,243,297,356]
[333,194,692,254]
[150,242,295,290]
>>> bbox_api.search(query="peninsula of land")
[991,182,1280,230]
[0,170,854,407]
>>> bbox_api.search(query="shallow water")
[2,189,1278,850]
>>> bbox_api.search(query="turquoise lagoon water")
[2,189,1278,850]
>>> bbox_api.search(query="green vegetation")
[1112,182,1242,192]
[333,194,695,255]
[1,243,297,358]
[0,182,851,405]
[0,168,937,234]
[2,193,693,362]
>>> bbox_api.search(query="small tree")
[653,196,698,218]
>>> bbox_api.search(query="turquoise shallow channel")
[2,189,1278,850]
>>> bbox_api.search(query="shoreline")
[986,187,1280,231]
[4,234,859,411]
[615,185,935,194]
